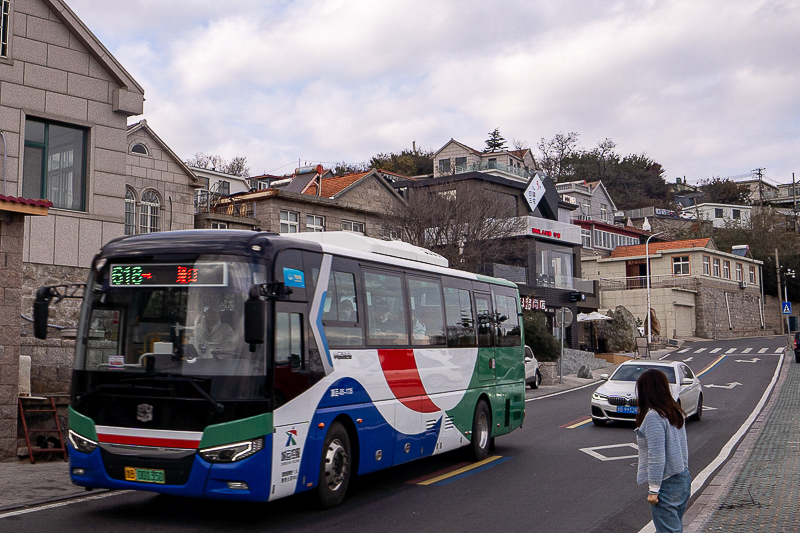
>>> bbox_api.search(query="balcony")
[599,275,699,291]
[531,275,596,292]
[453,161,532,181]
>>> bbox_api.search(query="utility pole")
[753,168,766,204]
[793,172,797,231]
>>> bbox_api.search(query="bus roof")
[289,232,449,268]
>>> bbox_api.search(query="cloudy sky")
[68,0,799,184]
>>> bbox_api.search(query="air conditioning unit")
[739,280,748,289]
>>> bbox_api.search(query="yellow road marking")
[697,354,726,377]
[566,418,593,429]
[417,455,503,486]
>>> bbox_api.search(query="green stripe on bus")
[199,413,273,448]
[69,407,98,441]
[474,273,517,287]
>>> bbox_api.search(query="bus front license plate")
[125,467,165,484]
[617,406,637,414]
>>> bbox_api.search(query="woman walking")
[635,369,691,533]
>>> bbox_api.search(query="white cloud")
[67,0,800,183]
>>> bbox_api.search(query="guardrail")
[599,275,699,291]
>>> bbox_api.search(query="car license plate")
[125,467,165,484]
[617,405,637,414]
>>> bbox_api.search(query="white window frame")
[0,0,10,59]
[702,255,710,276]
[280,210,299,233]
[342,220,365,234]
[735,263,743,281]
[672,256,690,276]
[306,214,325,232]
[749,265,756,284]
[211,222,228,229]
[723,260,731,279]
[581,229,591,248]
[139,190,160,234]
[713,258,721,277]
[124,187,136,236]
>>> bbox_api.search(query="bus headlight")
[68,430,98,454]
[199,438,264,463]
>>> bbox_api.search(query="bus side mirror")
[33,287,54,340]
[244,287,266,345]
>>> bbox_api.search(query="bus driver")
[192,297,234,356]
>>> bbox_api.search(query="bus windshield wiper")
[122,374,225,413]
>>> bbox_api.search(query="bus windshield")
[76,256,266,378]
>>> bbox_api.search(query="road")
[1,336,786,532]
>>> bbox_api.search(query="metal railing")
[599,275,699,291]
[450,161,532,180]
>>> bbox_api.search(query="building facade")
[582,238,768,340]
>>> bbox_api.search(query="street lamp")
[646,232,665,345]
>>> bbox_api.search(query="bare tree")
[537,132,580,182]
[386,181,526,273]
[186,152,251,177]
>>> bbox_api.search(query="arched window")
[139,190,160,234]
[130,142,149,155]
[124,187,136,235]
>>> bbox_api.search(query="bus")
[34,230,525,507]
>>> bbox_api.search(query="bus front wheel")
[468,400,491,461]
[317,422,351,509]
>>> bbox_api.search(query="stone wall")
[560,348,609,375]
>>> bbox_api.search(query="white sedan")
[590,360,703,426]
[524,346,541,389]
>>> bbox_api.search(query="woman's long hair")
[635,368,685,429]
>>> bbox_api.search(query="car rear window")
[610,365,676,384]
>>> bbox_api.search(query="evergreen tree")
[484,128,507,153]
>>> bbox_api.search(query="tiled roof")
[0,195,53,208]
[609,238,712,258]
[304,172,370,197]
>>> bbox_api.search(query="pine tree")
[484,128,507,153]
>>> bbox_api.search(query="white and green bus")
[34,230,525,507]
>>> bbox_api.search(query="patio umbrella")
[577,311,613,322]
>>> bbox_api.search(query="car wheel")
[317,422,351,509]
[690,394,703,422]
[530,370,541,389]
[592,417,607,426]
[468,400,491,461]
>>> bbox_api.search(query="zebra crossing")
[676,345,784,355]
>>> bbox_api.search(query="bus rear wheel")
[468,400,491,461]
[317,422,351,509]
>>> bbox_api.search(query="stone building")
[198,168,408,237]
[582,238,772,340]
[0,0,196,457]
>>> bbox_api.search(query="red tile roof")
[609,238,712,258]
[0,195,53,208]
[304,172,370,197]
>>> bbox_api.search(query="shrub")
[523,310,561,362]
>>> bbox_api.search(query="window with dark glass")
[438,159,450,174]
[493,293,520,347]
[475,294,493,347]
[672,256,689,275]
[444,287,476,347]
[23,118,87,210]
[715,208,724,218]
[408,278,445,346]
[322,270,363,346]
[364,271,407,345]
[130,143,148,155]
[0,0,10,58]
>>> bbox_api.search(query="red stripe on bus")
[97,433,200,449]
[378,348,440,413]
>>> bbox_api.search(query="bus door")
[474,292,496,383]
[271,300,312,499]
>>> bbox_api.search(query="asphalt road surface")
[1,336,785,533]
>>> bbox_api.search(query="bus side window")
[364,271,408,346]
[408,278,446,346]
[493,293,521,347]
[444,287,476,347]
[322,270,364,346]
[275,311,303,369]
[475,294,494,348]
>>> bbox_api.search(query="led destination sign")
[109,263,227,287]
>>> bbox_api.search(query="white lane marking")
[775,347,785,353]
[579,443,639,462]
[710,348,722,353]
[735,358,760,363]
[683,357,694,362]
[695,348,707,353]
[678,348,690,353]
[742,348,753,354]
[0,491,127,519]
[705,382,743,389]
[725,348,737,354]
[638,351,784,533]
[758,348,768,354]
